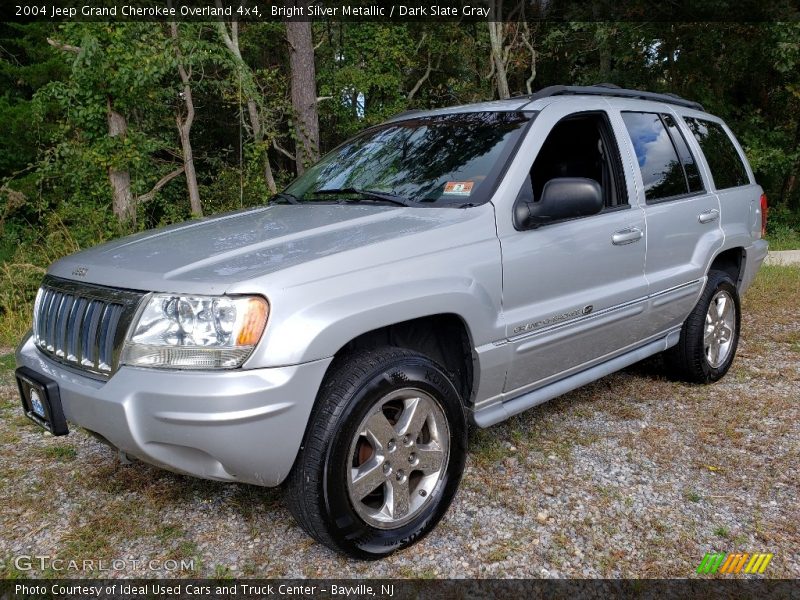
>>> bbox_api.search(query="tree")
[104,95,136,222]
[486,2,539,98]
[170,21,203,216]
[217,17,278,194]
[487,1,511,99]
[43,24,186,224]
[2,19,799,247]
[285,1,320,174]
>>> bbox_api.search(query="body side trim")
[473,332,679,427]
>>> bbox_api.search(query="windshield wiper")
[309,188,411,207]
[271,192,300,205]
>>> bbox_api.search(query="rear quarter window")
[683,118,750,190]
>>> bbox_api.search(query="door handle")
[612,227,643,245]
[698,208,720,224]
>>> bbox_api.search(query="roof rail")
[523,84,705,112]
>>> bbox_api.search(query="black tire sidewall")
[321,356,466,558]
[694,273,741,382]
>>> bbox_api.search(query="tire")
[285,346,467,559]
[665,270,741,383]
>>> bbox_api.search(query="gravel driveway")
[1,266,797,579]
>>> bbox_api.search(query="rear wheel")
[666,270,741,383]
[286,347,466,559]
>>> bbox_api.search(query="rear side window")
[683,117,749,190]
[662,114,703,193]
[621,112,693,202]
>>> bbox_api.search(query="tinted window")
[284,111,532,206]
[531,112,627,209]
[662,114,703,193]
[621,112,687,201]
[683,117,749,190]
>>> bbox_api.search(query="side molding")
[473,334,678,427]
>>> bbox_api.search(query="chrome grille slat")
[93,304,110,370]
[31,289,42,345]
[40,289,53,342]
[32,276,144,378]
[40,289,52,348]
[82,301,102,367]
[66,297,87,362]
[100,304,123,370]
[45,291,61,351]
[54,294,74,357]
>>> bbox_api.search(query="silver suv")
[16,85,768,558]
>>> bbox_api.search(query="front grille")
[33,275,144,377]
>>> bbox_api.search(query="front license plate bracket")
[16,366,69,436]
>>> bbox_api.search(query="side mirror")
[515,177,603,229]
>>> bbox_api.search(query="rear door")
[682,115,759,254]
[617,105,724,334]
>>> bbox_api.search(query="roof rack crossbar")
[522,85,705,112]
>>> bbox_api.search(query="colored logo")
[696,552,773,575]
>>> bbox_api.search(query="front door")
[497,105,649,394]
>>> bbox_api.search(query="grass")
[213,565,235,579]
[0,352,15,371]
[61,499,143,558]
[0,430,21,445]
[484,538,527,563]
[741,264,800,312]
[39,445,78,460]
[469,428,510,468]
[713,526,730,539]
[396,565,438,578]
[766,226,800,251]
[155,523,185,543]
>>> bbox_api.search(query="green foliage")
[0,203,125,345]
[1,20,800,344]
[766,204,800,251]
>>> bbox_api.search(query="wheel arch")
[709,246,745,289]
[323,313,477,408]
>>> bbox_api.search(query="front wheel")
[286,347,467,559]
[666,270,741,383]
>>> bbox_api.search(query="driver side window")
[529,112,628,210]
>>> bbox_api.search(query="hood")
[47,204,486,294]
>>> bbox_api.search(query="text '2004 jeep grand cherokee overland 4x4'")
[16,85,768,558]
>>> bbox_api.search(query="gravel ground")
[0,266,798,579]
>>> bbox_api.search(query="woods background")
[0,17,799,342]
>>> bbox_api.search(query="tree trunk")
[521,21,537,94]
[285,3,320,175]
[106,98,135,223]
[217,19,278,194]
[247,98,278,193]
[487,2,510,100]
[176,110,202,216]
[170,22,203,216]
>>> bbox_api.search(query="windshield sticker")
[443,181,474,196]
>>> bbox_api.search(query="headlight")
[121,294,269,369]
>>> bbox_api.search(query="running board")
[473,334,677,428]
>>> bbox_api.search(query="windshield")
[282,111,534,206]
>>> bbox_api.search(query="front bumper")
[15,333,332,486]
